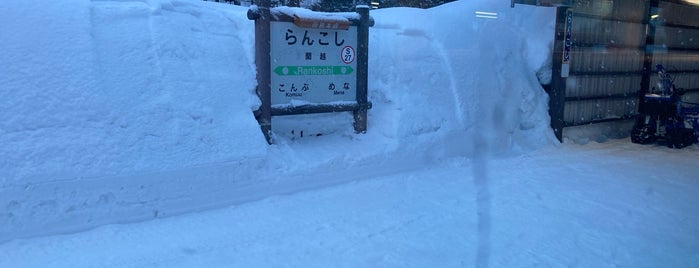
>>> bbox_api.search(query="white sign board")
[270,21,357,106]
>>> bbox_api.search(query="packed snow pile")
[0,0,556,241]
[0,0,266,185]
[367,2,555,152]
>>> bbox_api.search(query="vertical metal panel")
[655,26,699,50]
[653,55,699,74]
[653,52,666,68]
[570,0,646,21]
[659,1,699,27]
[564,98,637,125]
[565,75,580,98]
[571,17,645,47]
[667,73,699,89]
[685,92,699,103]
[570,48,644,72]
[566,75,641,99]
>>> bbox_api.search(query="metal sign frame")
[248,1,373,144]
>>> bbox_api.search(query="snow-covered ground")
[2,140,698,267]
[1,0,698,266]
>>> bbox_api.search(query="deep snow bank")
[0,0,266,186]
[367,2,556,153]
[0,0,556,241]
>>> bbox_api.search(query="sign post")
[249,0,272,142]
[249,3,373,144]
[354,6,370,133]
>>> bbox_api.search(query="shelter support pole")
[549,7,570,142]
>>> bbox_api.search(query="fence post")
[354,5,370,133]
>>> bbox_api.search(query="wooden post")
[354,5,370,133]
[250,0,273,144]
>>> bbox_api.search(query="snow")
[273,6,357,21]
[1,140,698,267]
[1,0,266,184]
[1,0,698,266]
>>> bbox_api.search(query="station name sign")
[270,20,357,105]
[249,4,373,144]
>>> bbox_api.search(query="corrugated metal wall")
[563,0,699,128]
[653,1,699,104]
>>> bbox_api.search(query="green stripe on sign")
[274,66,354,76]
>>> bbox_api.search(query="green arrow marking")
[274,66,354,76]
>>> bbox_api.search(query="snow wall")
[0,0,556,242]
